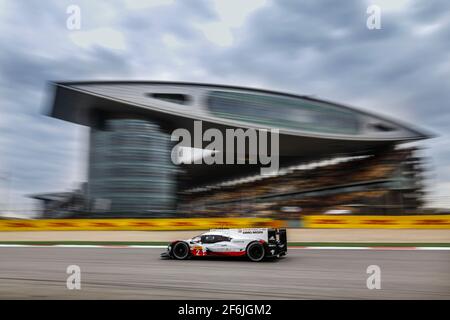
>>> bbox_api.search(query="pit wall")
[0,215,449,231]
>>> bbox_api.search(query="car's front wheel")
[172,241,190,260]
[246,242,265,262]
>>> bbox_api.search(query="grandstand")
[179,147,425,218]
[33,81,431,218]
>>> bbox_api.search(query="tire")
[172,241,190,260]
[246,242,265,262]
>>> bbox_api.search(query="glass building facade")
[207,91,360,135]
[88,118,177,216]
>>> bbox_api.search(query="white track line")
[291,246,450,250]
[292,246,369,250]
[415,247,450,251]
[0,244,449,250]
[128,245,167,249]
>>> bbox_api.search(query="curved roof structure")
[48,81,431,185]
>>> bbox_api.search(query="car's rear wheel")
[246,242,265,262]
[172,241,190,260]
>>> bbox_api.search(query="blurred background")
[1,0,449,301]
[0,0,449,224]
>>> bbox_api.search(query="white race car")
[161,228,287,262]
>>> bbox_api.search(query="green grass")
[0,241,449,247]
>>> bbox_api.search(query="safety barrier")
[0,215,448,231]
[0,218,284,231]
[302,215,450,229]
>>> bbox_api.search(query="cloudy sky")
[0,0,449,213]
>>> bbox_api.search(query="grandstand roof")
[48,81,432,186]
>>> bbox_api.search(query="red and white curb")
[0,244,449,250]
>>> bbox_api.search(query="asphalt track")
[0,247,449,299]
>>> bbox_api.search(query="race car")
[161,228,287,262]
